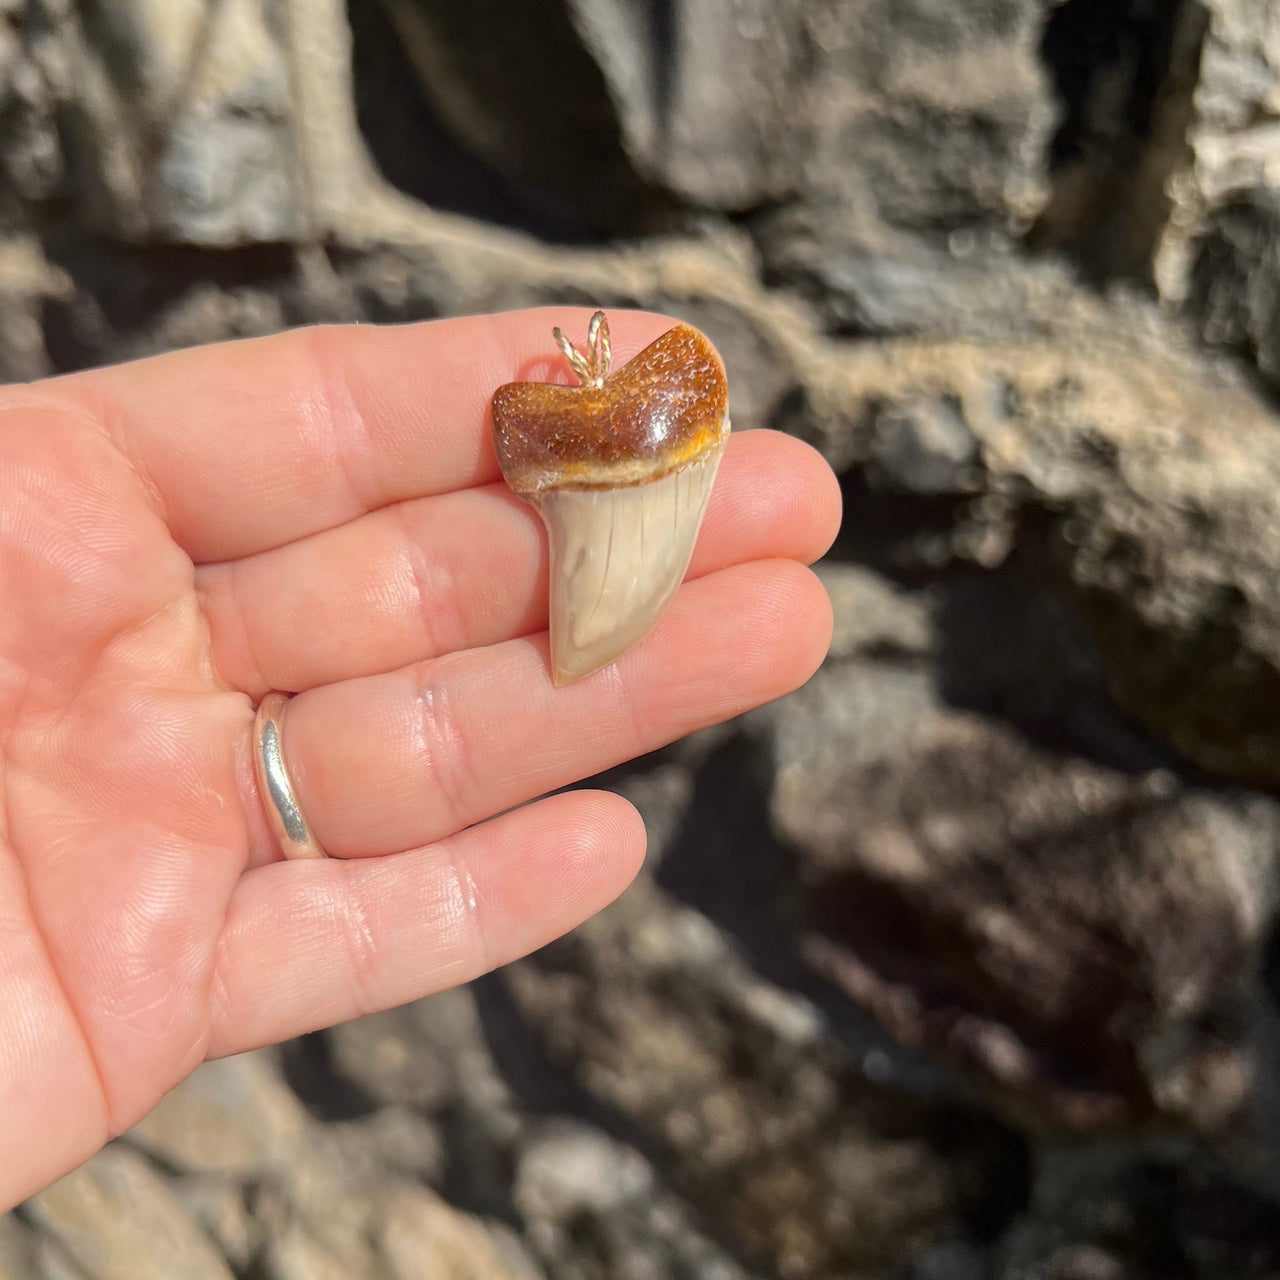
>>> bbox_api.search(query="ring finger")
[249,558,831,863]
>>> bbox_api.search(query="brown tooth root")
[490,313,731,685]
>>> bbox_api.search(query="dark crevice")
[1032,0,1207,284]
[1186,188,1280,419]
[278,1031,382,1122]
[645,0,678,157]
[822,468,982,581]
[653,733,957,1099]
[432,1099,523,1229]
[1041,0,1183,167]
[1259,911,1280,1013]
[41,231,296,330]
[346,0,585,242]
[932,558,1195,778]
[38,230,298,373]
[346,0,666,242]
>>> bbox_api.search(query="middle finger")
[252,557,831,862]
[198,430,836,695]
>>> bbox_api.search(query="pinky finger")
[207,790,645,1057]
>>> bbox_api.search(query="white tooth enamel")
[537,444,726,685]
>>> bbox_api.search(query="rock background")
[5,0,1280,1276]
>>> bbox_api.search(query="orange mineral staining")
[491,312,731,685]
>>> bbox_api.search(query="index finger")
[53,308,680,563]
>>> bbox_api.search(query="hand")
[0,308,839,1206]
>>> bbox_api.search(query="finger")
[56,309,681,563]
[259,559,830,861]
[209,789,644,1055]
[198,430,840,695]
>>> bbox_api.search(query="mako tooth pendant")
[490,312,731,686]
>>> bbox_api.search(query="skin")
[0,307,840,1209]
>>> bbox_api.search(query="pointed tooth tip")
[550,657,609,687]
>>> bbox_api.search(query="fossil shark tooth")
[491,311,730,686]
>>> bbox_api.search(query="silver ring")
[253,692,328,860]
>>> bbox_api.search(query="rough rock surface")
[505,878,1028,1278]
[1161,0,1280,304]
[1032,0,1280,394]
[26,1146,235,1280]
[795,329,1280,785]
[995,1148,1280,1280]
[765,615,1277,1132]
[4,1,1280,1278]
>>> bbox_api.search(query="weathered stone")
[308,986,528,1222]
[515,1122,759,1280]
[869,394,981,495]
[262,1218,371,1280]
[0,1213,42,1280]
[253,1131,386,1280]
[801,332,1280,784]
[0,235,65,380]
[752,0,1054,319]
[26,1146,233,1280]
[50,0,305,241]
[760,238,1080,341]
[328,1107,447,1189]
[812,563,934,663]
[566,0,808,210]
[231,1103,537,1280]
[1017,0,1280,319]
[1157,0,1280,303]
[507,877,1027,1279]
[1189,186,1280,386]
[995,1149,1280,1280]
[4,0,422,245]
[126,1049,307,1175]
[31,1236,93,1280]
[4,4,1280,1278]
[764,652,1279,1132]
[374,1182,544,1280]
[911,1240,990,1280]
[0,0,67,222]
[321,999,463,1114]
[516,1123,654,1222]
[169,1176,261,1275]
[365,0,1054,322]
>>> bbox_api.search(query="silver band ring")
[253,692,328,860]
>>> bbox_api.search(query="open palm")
[0,308,838,1206]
